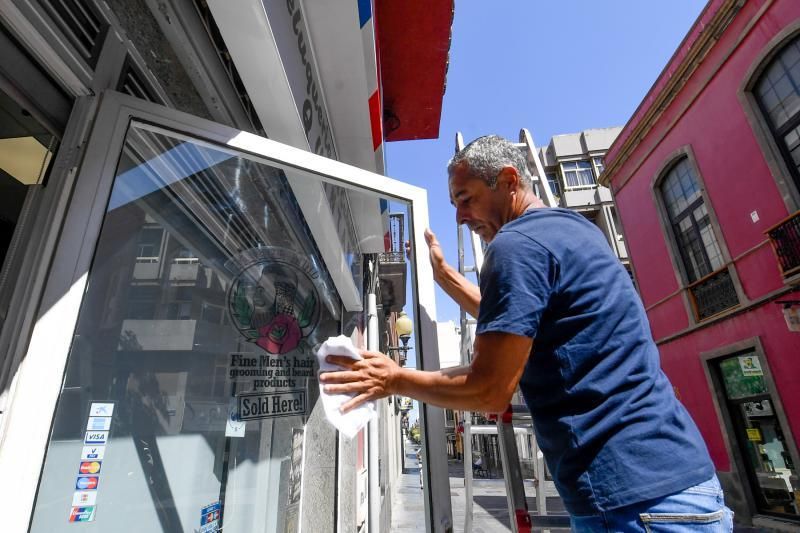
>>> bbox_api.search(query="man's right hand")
[424,228,447,278]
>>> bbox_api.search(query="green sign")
[720,354,767,400]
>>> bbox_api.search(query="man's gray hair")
[448,135,533,189]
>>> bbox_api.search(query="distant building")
[537,127,630,276]
[602,0,800,529]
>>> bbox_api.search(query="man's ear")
[497,166,521,192]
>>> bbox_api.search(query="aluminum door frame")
[0,90,453,532]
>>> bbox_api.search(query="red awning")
[375,1,454,142]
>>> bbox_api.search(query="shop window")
[29,118,418,532]
[658,156,738,320]
[713,351,799,519]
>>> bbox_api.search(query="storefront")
[0,1,453,531]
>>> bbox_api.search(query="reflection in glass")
[30,122,404,532]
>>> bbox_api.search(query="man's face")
[449,165,510,243]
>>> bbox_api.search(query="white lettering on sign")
[238,390,306,421]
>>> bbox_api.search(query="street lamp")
[388,311,413,365]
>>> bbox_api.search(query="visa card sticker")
[86,417,111,431]
[89,403,114,417]
[79,461,101,475]
[76,476,99,490]
[81,445,105,461]
[68,506,95,522]
[72,491,97,506]
[84,431,108,445]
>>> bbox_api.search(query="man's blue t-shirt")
[476,208,714,515]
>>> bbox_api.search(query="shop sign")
[237,390,306,421]
[739,355,763,377]
[76,476,99,490]
[263,0,335,158]
[72,491,97,507]
[226,248,322,357]
[68,506,95,523]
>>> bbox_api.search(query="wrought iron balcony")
[378,252,406,312]
[767,211,800,277]
[688,267,739,321]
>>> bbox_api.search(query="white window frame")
[560,159,596,189]
[0,91,451,532]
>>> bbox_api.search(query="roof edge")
[599,0,744,188]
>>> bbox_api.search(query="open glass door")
[23,92,447,532]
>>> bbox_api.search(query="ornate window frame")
[650,145,745,324]
[739,20,800,213]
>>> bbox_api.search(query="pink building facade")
[602,0,800,529]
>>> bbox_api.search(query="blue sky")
[387,1,707,346]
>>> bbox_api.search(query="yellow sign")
[746,428,762,442]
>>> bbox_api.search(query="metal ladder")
[455,130,559,533]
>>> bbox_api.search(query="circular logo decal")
[79,461,101,474]
[227,248,322,354]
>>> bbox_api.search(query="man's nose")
[455,206,468,226]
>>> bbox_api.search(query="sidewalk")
[391,440,569,532]
[390,440,769,532]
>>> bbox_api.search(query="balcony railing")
[688,267,739,321]
[767,211,800,277]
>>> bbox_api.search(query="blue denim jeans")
[570,475,734,532]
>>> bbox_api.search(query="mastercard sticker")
[78,461,102,475]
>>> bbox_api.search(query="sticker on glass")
[237,390,306,421]
[76,476,99,490]
[72,491,97,507]
[84,431,108,445]
[225,398,246,438]
[79,461,102,475]
[68,506,95,523]
[226,248,322,355]
[86,417,112,431]
[200,501,221,533]
[81,446,105,461]
[89,403,114,417]
[739,355,763,377]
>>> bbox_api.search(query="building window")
[660,157,738,320]
[755,34,800,193]
[545,172,561,198]
[561,160,595,188]
[712,351,799,520]
[592,156,605,179]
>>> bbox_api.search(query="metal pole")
[367,292,380,533]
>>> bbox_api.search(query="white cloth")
[316,335,376,439]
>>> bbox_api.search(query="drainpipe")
[367,291,380,533]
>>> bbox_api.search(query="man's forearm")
[392,365,507,413]
[434,262,481,318]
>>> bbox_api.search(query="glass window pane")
[757,36,800,130]
[30,122,414,533]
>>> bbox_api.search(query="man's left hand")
[319,350,401,413]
